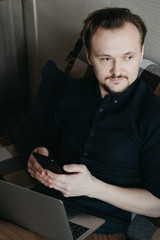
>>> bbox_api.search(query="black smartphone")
[32,152,63,174]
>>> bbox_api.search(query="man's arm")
[45,164,160,218]
[90,175,160,218]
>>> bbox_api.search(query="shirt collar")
[94,75,140,107]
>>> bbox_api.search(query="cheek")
[92,62,109,79]
[128,63,140,82]
[93,67,105,82]
[133,61,141,74]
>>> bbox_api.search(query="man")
[14,7,160,239]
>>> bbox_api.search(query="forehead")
[90,23,141,55]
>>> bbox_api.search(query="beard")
[102,75,130,96]
[102,83,129,96]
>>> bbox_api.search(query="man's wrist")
[87,176,105,199]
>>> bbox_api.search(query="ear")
[85,47,92,65]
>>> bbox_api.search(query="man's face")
[86,23,144,98]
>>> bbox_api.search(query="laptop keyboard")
[69,221,89,240]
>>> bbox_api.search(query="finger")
[27,167,34,176]
[27,156,45,179]
[36,175,53,188]
[46,170,76,193]
[30,168,51,186]
[28,146,49,168]
[27,154,41,171]
[45,171,67,188]
[46,170,63,180]
[37,173,54,189]
[31,146,49,172]
[37,147,49,156]
[63,164,87,173]
[27,154,36,168]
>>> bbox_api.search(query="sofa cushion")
[0,144,34,187]
[127,215,160,240]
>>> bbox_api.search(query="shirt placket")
[81,99,111,161]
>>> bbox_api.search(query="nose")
[110,60,121,76]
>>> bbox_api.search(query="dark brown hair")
[81,7,147,53]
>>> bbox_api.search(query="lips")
[107,78,125,84]
[110,78,123,81]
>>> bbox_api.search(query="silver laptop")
[0,180,105,240]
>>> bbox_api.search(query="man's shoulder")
[139,79,160,118]
[65,74,95,94]
[69,74,94,86]
[139,79,160,104]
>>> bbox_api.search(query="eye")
[100,57,111,61]
[124,55,133,61]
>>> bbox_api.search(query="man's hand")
[27,146,53,188]
[46,164,96,197]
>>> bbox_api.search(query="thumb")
[37,147,49,156]
[63,164,86,173]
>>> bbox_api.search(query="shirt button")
[99,108,104,113]
[83,152,88,157]
[90,132,94,137]
[114,100,118,104]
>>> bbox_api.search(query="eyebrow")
[96,51,136,57]
[123,51,136,55]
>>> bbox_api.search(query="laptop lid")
[0,180,105,240]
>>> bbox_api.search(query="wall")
[0,0,27,104]
[23,0,160,102]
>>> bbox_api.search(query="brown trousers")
[0,220,127,240]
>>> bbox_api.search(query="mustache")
[105,75,128,80]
